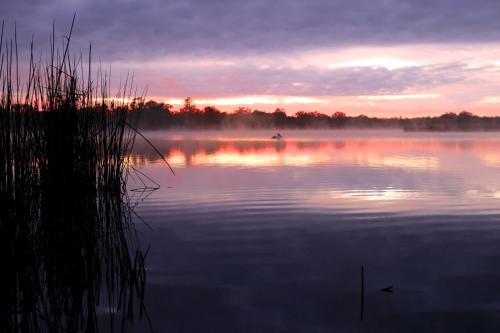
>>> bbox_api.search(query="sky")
[2,0,500,116]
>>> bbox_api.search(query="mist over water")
[130,130,500,332]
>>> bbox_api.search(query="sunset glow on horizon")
[131,42,500,117]
[5,1,500,117]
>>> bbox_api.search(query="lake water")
[129,130,500,332]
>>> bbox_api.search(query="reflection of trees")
[129,137,500,167]
[129,139,336,165]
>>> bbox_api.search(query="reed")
[0,16,151,332]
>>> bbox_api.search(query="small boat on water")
[272,133,283,140]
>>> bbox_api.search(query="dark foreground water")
[128,130,500,332]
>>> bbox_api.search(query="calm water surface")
[129,130,500,332]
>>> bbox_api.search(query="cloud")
[358,94,440,101]
[477,96,500,105]
[2,0,500,61]
[3,0,500,116]
[193,96,329,106]
[127,61,472,97]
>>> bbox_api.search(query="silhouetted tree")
[130,98,497,131]
[180,97,197,113]
[331,111,347,128]
[203,106,224,127]
[273,108,288,127]
[132,100,173,128]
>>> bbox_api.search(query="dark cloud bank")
[1,0,500,61]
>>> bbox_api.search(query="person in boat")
[272,133,283,140]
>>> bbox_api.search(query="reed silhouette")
[0,17,152,332]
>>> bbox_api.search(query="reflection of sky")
[128,131,500,332]
[129,131,500,215]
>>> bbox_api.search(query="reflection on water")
[131,130,500,332]
[131,130,500,214]
[133,141,442,169]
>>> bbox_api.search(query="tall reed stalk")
[0,16,151,332]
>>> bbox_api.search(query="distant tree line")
[129,97,500,131]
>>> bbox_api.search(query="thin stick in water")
[360,265,364,321]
